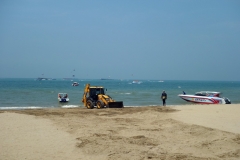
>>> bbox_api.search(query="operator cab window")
[96,88,105,95]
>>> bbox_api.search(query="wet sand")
[1,104,240,160]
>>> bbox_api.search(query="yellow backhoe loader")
[82,84,124,109]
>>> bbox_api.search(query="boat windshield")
[58,93,68,98]
[195,91,220,97]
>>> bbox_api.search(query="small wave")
[0,106,46,110]
[61,105,79,108]
[120,92,131,95]
[122,105,148,107]
[123,105,157,107]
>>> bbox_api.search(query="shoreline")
[1,104,240,159]
[0,103,239,110]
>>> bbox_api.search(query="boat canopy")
[195,91,221,97]
[58,93,68,98]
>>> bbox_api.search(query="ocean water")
[0,78,239,109]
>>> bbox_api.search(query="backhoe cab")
[82,84,123,109]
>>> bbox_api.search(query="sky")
[0,0,240,81]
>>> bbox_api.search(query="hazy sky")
[1,0,240,80]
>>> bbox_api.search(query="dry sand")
[1,104,240,160]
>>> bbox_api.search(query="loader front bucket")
[108,101,124,108]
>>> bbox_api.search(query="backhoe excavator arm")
[82,84,90,107]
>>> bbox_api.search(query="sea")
[0,78,239,110]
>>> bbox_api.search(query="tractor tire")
[86,100,94,109]
[96,100,104,109]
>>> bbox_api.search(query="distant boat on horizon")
[101,78,114,80]
[63,78,78,80]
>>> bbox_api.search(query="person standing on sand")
[161,90,167,106]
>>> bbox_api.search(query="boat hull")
[178,94,225,104]
[58,98,69,102]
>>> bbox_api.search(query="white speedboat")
[72,82,79,86]
[178,91,231,104]
[58,93,69,102]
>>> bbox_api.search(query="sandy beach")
[1,104,240,160]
